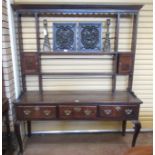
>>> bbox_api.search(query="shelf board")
[40,52,116,55]
[42,72,114,76]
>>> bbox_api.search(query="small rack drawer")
[117,53,133,74]
[21,52,39,75]
[59,106,97,119]
[16,106,56,120]
[99,105,138,120]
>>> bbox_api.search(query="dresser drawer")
[16,106,56,120]
[59,106,97,119]
[99,105,139,120]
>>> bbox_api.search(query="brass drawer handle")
[43,110,51,116]
[84,109,92,116]
[104,109,112,115]
[64,110,72,116]
[23,110,31,115]
[125,109,133,115]
[115,106,121,111]
[74,107,81,112]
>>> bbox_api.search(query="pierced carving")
[53,23,76,52]
[79,23,102,52]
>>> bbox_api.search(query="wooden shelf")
[42,72,114,76]
[12,4,143,15]
[14,90,142,105]
[40,52,116,55]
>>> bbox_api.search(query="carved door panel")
[21,52,39,74]
[53,23,76,52]
[78,23,102,52]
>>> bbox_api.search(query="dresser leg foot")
[132,121,141,147]
[27,121,31,137]
[14,121,23,153]
[122,120,126,136]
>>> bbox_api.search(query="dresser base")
[14,120,141,154]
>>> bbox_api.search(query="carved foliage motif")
[81,26,99,49]
[53,22,102,52]
[79,23,102,51]
[53,23,76,51]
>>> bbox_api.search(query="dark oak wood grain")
[14,91,142,105]
[128,14,139,91]
[12,4,143,151]
[16,106,57,120]
[22,52,39,75]
[117,53,133,74]
[12,4,143,15]
[59,105,97,120]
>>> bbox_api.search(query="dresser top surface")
[14,91,142,105]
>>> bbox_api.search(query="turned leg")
[27,121,31,137]
[132,121,141,147]
[14,121,23,153]
[122,120,127,136]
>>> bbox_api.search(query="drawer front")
[99,105,138,120]
[16,106,56,120]
[59,106,97,119]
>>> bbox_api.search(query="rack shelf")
[41,72,114,76]
[40,52,116,55]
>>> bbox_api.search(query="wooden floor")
[21,132,152,155]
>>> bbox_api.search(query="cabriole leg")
[132,121,141,147]
[14,121,23,153]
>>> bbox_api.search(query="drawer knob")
[74,107,81,112]
[34,107,40,111]
[64,110,72,116]
[84,109,92,116]
[125,109,133,115]
[43,110,51,116]
[115,106,121,111]
[104,109,112,115]
[24,110,31,115]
